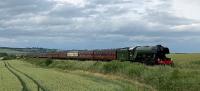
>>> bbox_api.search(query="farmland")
[0,47,58,55]
[0,53,200,91]
[0,61,22,91]
[0,60,147,91]
[0,48,25,55]
[23,53,200,91]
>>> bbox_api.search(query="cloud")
[172,0,200,20]
[0,0,53,17]
[171,23,200,32]
[0,0,200,52]
[51,0,88,8]
[144,11,193,26]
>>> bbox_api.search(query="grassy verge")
[23,53,200,91]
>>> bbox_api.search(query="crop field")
[168,53,200,68]
[0,53,200,91]
[23,53,200,91]
[0,60,147,91]
[0,48,25,55]
[0,61,22,91]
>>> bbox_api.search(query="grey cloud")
[89,0,127,5]
[0,0,54,20]
[144,11,193,25]
[48,4,87,18]
[0,0,200,52]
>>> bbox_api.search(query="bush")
[125,64,145,77]
[45,58,53,66]
[191,60,200,65]
[0,53,8,57]
[103,61,123,73]
[2,55,16,60]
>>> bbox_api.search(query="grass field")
[0,48,25,54]
[0,61,22,91]
[23,53,200,91]
[1,53,200,91]
[168,53,200,69]
[0,60,147,91]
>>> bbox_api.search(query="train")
[31,45,173,65]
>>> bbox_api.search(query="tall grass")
[23,54,200,91]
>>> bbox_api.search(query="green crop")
[0,61,22,91]
[23,53,200,91]
[2,53,200,91]
[3,60,146,91]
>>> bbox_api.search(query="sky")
[0,0,200,52]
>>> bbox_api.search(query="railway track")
[4,61,47,91]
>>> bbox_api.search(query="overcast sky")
[0,0,200,52]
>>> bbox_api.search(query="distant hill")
[0,47,60,55]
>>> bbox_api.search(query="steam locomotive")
[32,45,173,65]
